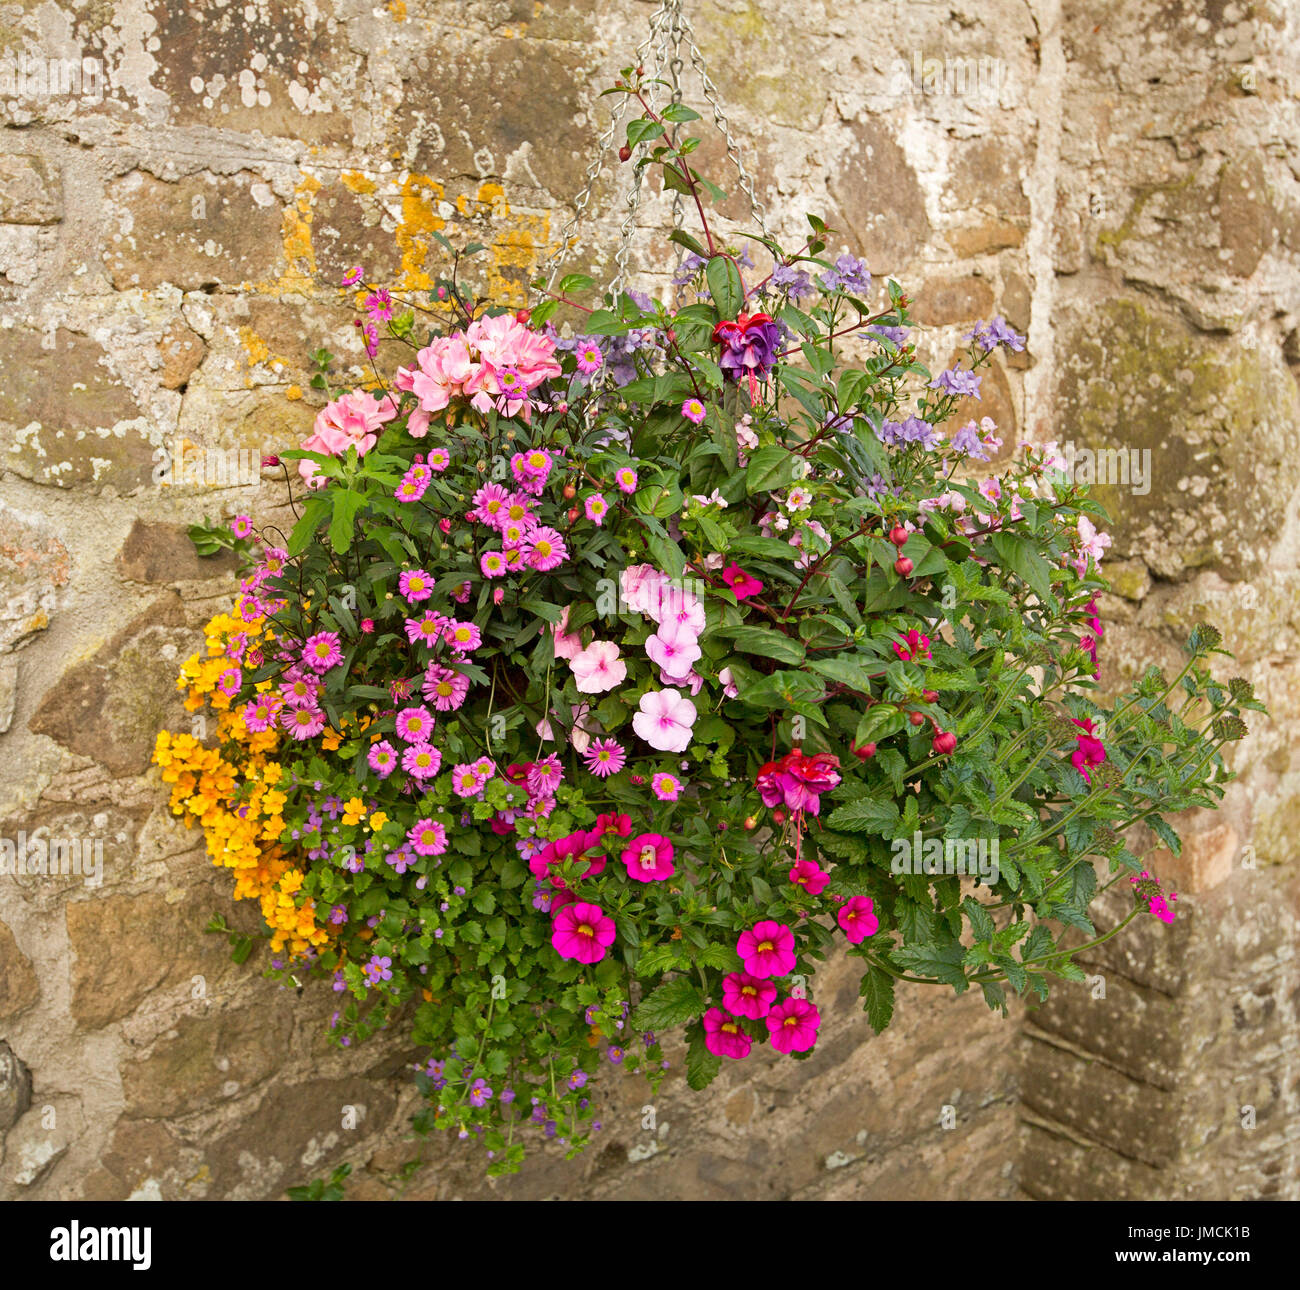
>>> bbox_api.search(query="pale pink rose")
[620,563,669,617]
[570,640,627,694]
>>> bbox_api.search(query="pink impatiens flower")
[737,920,796,979]
[703,1006,752,1059]
[766,997,821,1053]
[837,895,879,944]
[620,833,675,884]
[721,971,777,1020]
[570,640,627,694]
[551,901,616,964]
[645,621,702,681]
[632,687,697,753]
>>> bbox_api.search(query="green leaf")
[705,255,744,320]
[685,1020,722,1090]
[668,229,707,259]
[328,490,365,555]
[962,897,995,944]
[630,976,705,1030]
[825,796,900,835]
[859,964,895,1033]
[853,708,906,748]
[661,103,703,123]
[989,531,1053,604]
[718,625,805,666]
[745,444,802,495]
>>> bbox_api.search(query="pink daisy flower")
[501,493,536,529]
[837,895,879,944]
[451,762,487,797]
[615,466,638,494]
[524,526,567,572]
[470,483,511,528]
[405,613,444,647]
[767,997,821,1054]
[620,833,675,884]
[422,664,470,711]
[721,971,778,1020]
[527,754,564,798]
[407,818,448,856]
[427,447,450,471]
[242,696,279,732]
[583,738,626,778]
[500,520,530,548]
[395,705,435,743]
[681,397,706,425]
[395,475,429,503]
[737,920,796,979]
[472,756,497,781]
[443,619,482,653]
[230,515,254,539]
[651,773,681,802]
[279,674,320,708]
[367,740,398,778]
[551,901,616,965]
[575,343,603,374]
[303,631,343,673]
[401,743,442,780]
[282,705,326,740]
[216,667,242,697]
[480,550,507,579]
[703,1006,752,1059]
[789,858,830,896]
[399,569,434,603]
[584,493,608,526]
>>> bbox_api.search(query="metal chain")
[540,0,769,300]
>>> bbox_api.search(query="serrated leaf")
[826,796,900,835]
[630,976,704,1030]
[859,964,895,1033]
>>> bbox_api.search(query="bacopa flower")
[737,920,796,979]
[721,562,764,600]
[703,1006,752,1060]
[766,997,820,1054]
[570,640,627,694]
[632,687,697,753]
[837,895,878,944]
[721,971,777,1020]
[620,833,675,883]
[552,901,616,964]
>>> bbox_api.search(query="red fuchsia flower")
[766,997,821,1054]
[721,971,778,1020]
[892,628,932,663]
[712,312,780,383]
[583,738,626,778]
[401,742,442,780]
[407,818,448,856]
[620,833,675,884]
[703,1006,752,1060]
[721,562,764,600]
[551,901,616,964]
[756,750,842,816]
[1070,717,1107,784]
[789,858,830,896]
[302,631,343,673]
[737,920,797,979]
[837,895,879,944]
[422,663,469,712]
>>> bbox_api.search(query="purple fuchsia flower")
[443,619,482,654]
[395,705,436,743]
[399,569,434,602]
[583,738,626,778]
[766,997,821,1053]
[408,818,447,856]
[282,705,326,740]
[722,971,778,1020]
[632,687,697,754]
[737,920,797,978]
[523,526,567,572]
[552,901,617,964]
[838,896,879,944]
[367,739,399,778]
[401,742,442,780]
[620,833,675,884]
[302,631,343,673]
[422,663,470,711]
[703,1006,752,1060]
[712,312,780,383]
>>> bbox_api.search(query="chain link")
[539,0,768,301]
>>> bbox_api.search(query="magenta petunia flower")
[584,493,608,526]
[395,705,435,743]
[703,1006,752,1059]
[401,742,442,780]
[551,901,616,964]
[408,817,448,856]
[399,569,434,603]
[721,562,764,601]
[368,739,398,778]
[583,738,626,778]
[789,858,830,896]
[837,895,878,943]
[620,833,675,883]
[443,619,482,654]
[737,920,796,979]
[651,773,681,802]
[303,631,343,673]
[766,997,821,1054]
[422,664,470,711]
[524,526,567,572]
[282,705,326,740]
[721,971,778,1020]
[632,687,697,753]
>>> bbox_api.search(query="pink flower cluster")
[470,472,569,577]
[396,313,561,431]
[298,390,399,490]
[1070,717,1107,784]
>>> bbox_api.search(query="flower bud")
[894,556,913,577]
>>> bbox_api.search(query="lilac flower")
[818,253,871,295]
[966,315,1025,353]
[770,262,814,299]
[671,251,707,286]
[870,324,910,347]
[929,367,982,399]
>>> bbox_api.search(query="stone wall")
[0,0,1296,1200]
